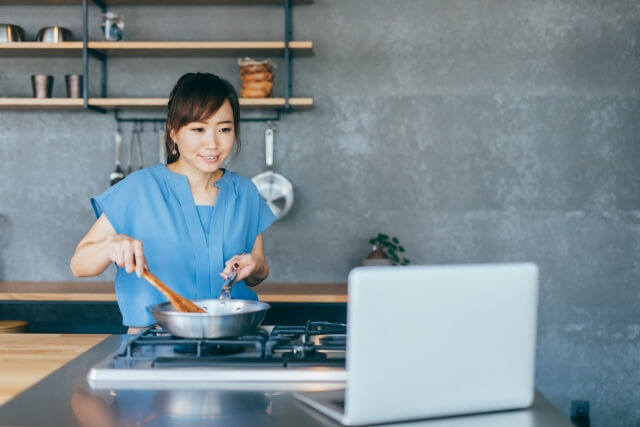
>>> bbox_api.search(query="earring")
[171,140,177,155]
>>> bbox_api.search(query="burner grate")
[266,321,347,358]
[112,321,346,365]
[115,328,268,361]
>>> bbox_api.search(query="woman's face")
[170,99,235,176]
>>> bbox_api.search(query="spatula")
[140,269,206,313]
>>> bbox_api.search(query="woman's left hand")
[220,253,263,283]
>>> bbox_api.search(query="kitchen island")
[0,333,574,426]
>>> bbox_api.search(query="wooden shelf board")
[0,98,84,108]
[89,41,313,56]
[89,98,168,108]
[240,97,314,107]
[90,97,314,109]
[0,42,83,57]
[0,41,312,57]
[0,97,313,109]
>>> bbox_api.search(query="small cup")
[65,74,83,98]
[31,74,53,98]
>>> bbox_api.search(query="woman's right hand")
[106,234,147,277]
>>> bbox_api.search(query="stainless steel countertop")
[0,335,573,427]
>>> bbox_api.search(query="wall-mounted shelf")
[0,97,313,109]
[0,0,311,120]
[0,41,313,57]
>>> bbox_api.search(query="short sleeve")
[90,172,142,234]
[256,189,277,235]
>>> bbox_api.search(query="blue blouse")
[196,205,214,236]
[91,164,276,326]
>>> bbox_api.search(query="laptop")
[295,263,539,425]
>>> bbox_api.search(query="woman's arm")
[221,234,269,287]
[70,213,146,278]
[245,234,269,287]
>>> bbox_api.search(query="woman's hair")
[165,72,241,164]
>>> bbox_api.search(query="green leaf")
[398,246,405,252]
[392,237,399,244]
[368,238,376,245]
[402,258,410,264]
[378,233,389,240]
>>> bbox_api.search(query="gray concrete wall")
[1,0,639,424]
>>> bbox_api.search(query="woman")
[70,72,276,330]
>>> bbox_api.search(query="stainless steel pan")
[0,24,25,42]
[149,271,270,338]
[252,122,294,220]
[150,298,270,339]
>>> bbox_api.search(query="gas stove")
[88,321,347,391]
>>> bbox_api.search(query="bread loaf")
[238,57,276,98]
[241,71,273,83]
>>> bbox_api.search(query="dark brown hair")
[165,72,241,164]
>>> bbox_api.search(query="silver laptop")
[295,263,539,425]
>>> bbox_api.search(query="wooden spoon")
[141,269,206,313]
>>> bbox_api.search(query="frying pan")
[252,123,294,220]
[149,272,270,338]
[150,298,270,339]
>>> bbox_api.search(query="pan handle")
[134,124,143,170]
[265,126,274,169]
[218,270,238,300]
[115,127,123,166]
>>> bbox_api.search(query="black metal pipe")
[101,55,107,98]
[82,0,89,109]
[87,105,107,114]
[114,110,166,124]
[283,0,292,112]
[83,0,108,107]
[240,110,281,122]
[90,0,107,12]
[115,109,281,123]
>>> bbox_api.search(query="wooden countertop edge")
[0,334,110,406]
[0,281,347,303]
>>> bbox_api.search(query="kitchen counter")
[0,334,109,406]
[0,334,573,427]
[0,281,347,303]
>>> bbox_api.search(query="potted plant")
[362,233,410,266]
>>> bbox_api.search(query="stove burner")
[113,321,346,367]
[174,343,245,356]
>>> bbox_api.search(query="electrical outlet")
[570,400,590,427]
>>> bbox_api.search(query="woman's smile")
[199,154,220,163]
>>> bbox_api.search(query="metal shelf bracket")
[82,0,108,112]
